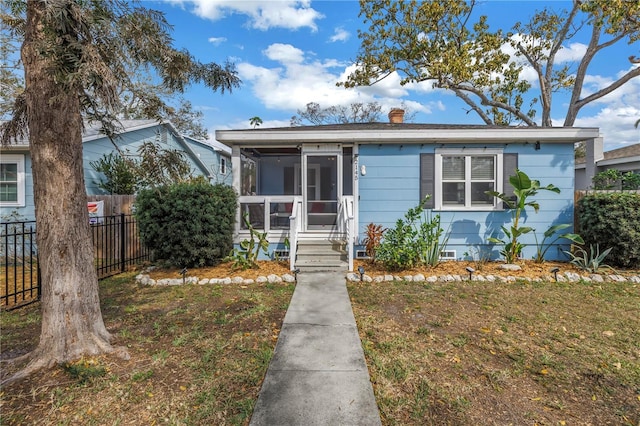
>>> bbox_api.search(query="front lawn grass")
[348,279,640,425]
[1,272,295,425]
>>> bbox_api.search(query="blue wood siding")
[183,137,232,186]
[357,143,576,261]
[0,151,35,221]
[83,125,218,195]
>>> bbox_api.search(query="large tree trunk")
[6,0,125,382]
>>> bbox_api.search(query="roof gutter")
[215,127,601,147]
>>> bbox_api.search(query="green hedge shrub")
[577,192,640,269]
[135,178,237,268]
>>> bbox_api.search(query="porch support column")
[232,145,241,194]
[232,145,241,237]
[585,136,603,189]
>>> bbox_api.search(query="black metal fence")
[1,214,149,310]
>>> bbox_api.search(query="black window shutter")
[420,153,435,209]
[284,167,294,195]
[502,153,518,209]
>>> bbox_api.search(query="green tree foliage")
[0,3,23,121]
[90,152,138,195]
[290,101,384,126]
[90,140,193,194]
[136,178,237,268]
[343,0,640,127]
[577,192,640,268]
[135,141,192,188]
[1,0,240,142]
[249,116,263,128]
[592,169,640,190]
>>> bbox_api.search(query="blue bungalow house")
[1,120,231,221]
[216,109,601,271]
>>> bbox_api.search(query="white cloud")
[329,27,350,43]
[170,0,324,31]
[263,43,305,64]
[234,44,455,122]
[555,42,587,63]
[573,106,640,151]
[207,36,227,45]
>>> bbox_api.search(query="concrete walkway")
[249,271,382,426]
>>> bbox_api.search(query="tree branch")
[452,87,494,124]
[574,66,640,111]
[451,83,538,126]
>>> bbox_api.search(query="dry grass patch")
[348,279,640,425]
[1,269,294,425]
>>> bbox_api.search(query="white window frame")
[434,148,503,211]
[0,154,26,207]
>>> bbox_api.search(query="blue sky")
[150,1,640,152]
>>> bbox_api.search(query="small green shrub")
[375,197,449,271]
[577,192,640,268]
[135,178,237,268]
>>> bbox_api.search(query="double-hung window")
[0,154,26,207]
[421,149,517,210]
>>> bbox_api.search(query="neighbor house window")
[220,157,227,175]
[420,149,517,210]
[0,154,26,207]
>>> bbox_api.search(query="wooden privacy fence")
[87,194,136,215]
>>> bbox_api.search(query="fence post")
[120,213,126,273]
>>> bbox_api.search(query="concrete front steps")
[295,239,348,272]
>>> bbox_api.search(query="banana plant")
[533,224,584,263]
[486,169,561,264]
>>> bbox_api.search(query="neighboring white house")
[575,142,640,190]
[1,120,232,220]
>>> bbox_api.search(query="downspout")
[585,136,604,189]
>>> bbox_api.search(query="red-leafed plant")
[362,223,386,262]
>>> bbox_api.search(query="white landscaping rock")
[373,276,384,283]
[590,274,604,282]
[267,274,282,283]
[221,277,232,285]
[564,272,581,282]
[232,276,244,284]
[413,274,425,282]
[256,276,268,283]
[281,274,296,283]
[499,264,522,271]
[243,279,255,285]
[198,278,210,285]
[384,275,394,282]
[346,273,360,282]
